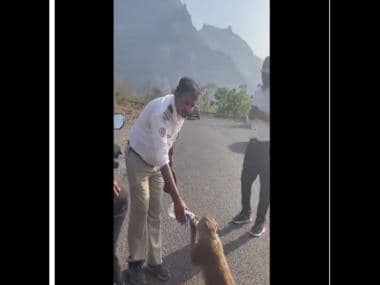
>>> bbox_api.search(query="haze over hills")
[114,0,263,95]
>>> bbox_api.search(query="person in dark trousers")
[231,56,270,237]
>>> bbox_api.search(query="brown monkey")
[190,216,235,285]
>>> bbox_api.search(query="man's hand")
[113,181,121,196]
[174,199,186,224]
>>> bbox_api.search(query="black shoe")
[126,262,146,285]
[146,263,171,281]
[248,222,267,237]
[231,211,252,224]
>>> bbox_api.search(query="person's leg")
[145,170,171,281]
[241,139,261,214]
[255,169,270,226]
[249,142,270,237]
[126,151,152,284]
[242,140,260,208]
[114,187,128,243]
[126,151,151,262]
[233,139,259,223]
[147,170,164,266]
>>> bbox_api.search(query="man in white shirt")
[232,57,270,237]
[125,77,200,284]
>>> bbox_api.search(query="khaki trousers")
[126,150,165,265]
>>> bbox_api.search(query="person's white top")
[129,94,185,168]
[250,87,270,142]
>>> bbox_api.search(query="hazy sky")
[181,0,269,60]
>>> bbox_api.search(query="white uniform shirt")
[129,94,185,168]
[250,87,270,141]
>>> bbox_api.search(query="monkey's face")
[197,216,218,238]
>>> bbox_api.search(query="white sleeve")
[150,112,170,168]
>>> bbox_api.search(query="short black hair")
[174,77,201,98]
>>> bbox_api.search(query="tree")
[214,86,250,120]
[199,83,217,113]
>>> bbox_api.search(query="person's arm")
[164,146,177,194]
[168,146,174,167]
[150,114,186,223]
[160,164,186,223]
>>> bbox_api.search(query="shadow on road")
[132,244,202,285]
[218,222,245,238]
[228,141,248,154]
[223,233,254,256]
[124,228,255,284]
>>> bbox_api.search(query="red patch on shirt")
[159,128,166,138]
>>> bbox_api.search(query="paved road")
[115,115,270,285]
